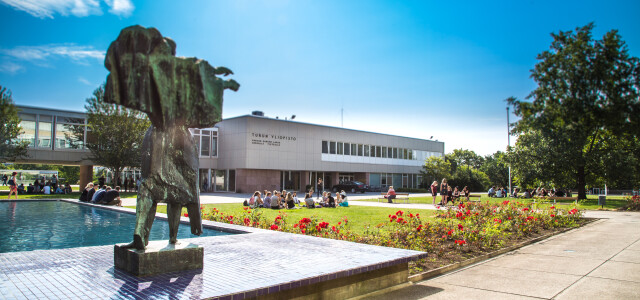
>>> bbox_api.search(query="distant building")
[15,105,444,192]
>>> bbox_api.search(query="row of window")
[18,113,86,150]
[370,173,423,189]
[322,140,421,160]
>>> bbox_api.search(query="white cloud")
[0,0,133,18]
[78,77,93,86]
[1,44,105,63]
[0,61,24,74]
[105,0,133,17]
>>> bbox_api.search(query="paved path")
[365,210,640,299]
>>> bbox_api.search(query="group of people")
[487,186,509,198]
[4,173,73,198]
[515,187,572,199]
[244,188,349,209]
[78,182,123,206]
[430,179,470,206]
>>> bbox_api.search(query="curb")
[407,217,600,283]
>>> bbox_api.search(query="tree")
[481,151,511,189]
[449,165,490,192]
[421,156,452,184]
[0,86,29,162]
[508,23,640,199]
[74,85,150,187]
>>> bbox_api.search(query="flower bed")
[620,195,640,211]
[197,201,584,275]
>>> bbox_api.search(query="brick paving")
[0,202,426,300]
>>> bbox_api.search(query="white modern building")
[15,106,444,192]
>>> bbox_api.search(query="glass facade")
[190,128,218,157]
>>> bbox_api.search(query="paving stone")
[610,249,640,264]
[363,282,539,300]
[588,260,640,283]
[431,264,581,299]
[482,252,603,276]
[555,276,640,300]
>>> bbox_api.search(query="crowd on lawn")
[78,182,123,206]
[4,173,72,197]
[507,187,573,199]
[426,179,471,206]
[244,189,350,209]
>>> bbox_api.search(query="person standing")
[439,178,448,205]
[7,172,18,200]
[317,178,323,199]
[430,181,439,205]
[2,174,7,186]
[51,174,58,191]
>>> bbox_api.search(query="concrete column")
[332,172,339,187]
[79,165,93,191]
[301,171,310,192]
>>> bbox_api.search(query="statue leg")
[166,202,182,244]
[186,202,203,236]
[123,187,157,250]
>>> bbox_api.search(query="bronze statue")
[104,25,239,250]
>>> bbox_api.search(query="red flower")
[447,230,453,236]
[183,213,189,217]
[493,218,502,223]
[522,207,530,212]
[550,214,555,218]
[396,217,404,223]
[454,240,467,246]
[244,218,250,226]
[293,224,299,228]
[550,206,556,209]
[416,225,422,232]
[390,215,398,220]
[396,210,404,216]
[458,224,464,231]
[270,224,278,230]
[502,201,510,205]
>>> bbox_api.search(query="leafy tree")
[73,85,150,187]
[449,149,485,170]
[421,156,452,184]
[448,165,490,192]
[508,23,640,199]
[481,151,511,189]
[0,86,28,162]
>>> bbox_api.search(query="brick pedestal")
[114,241,203,276]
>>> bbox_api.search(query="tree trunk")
[577,165,587,200]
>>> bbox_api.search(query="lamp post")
[507,106,511,196]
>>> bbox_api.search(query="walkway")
[365,210,640,299]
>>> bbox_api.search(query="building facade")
[14,106,444,193]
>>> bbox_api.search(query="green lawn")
[353,194,630,210]
[126,203,437,234]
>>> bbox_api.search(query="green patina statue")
[104,25,239,250]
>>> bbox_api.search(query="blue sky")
[1,0,639,155]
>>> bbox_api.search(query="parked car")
[332,181,368,193]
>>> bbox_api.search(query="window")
[211,132,218,156]
[402,174,408,188]
[407,149,413,160]
[17,114,36,147]
[403,149,408,160]
[38,115,52,148]
[337,142,343,155]
[351,143,357,156]
[393,147,398,159]
[330,141,336,154]
[364,145,370,156]
[344,143,350,155]
[399,148,404,159]
[322,141,328,154]
[387,147,392,158]
[376,146,382,158]
[201,134,210,156]
[358,144,363,156]
[382,146,387,158]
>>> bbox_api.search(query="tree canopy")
[73,84,151,186]
[508,23,640,199]
[0,86,28,163]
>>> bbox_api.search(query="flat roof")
[223,114,443,144]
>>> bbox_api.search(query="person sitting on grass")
[322,192,336,208]
[292,192,300,206]
[99,186,122,206]
[64,183,72,194]
[270,191,281,209]
[248,191,261,207]
[263,192,272,209]
[452,186,460,203]
[285,192,296,209]
[27,183,34,194]
[337,191,349,207]
[386,186,397,203]
[304,192,315,208]
[462,186,470,202]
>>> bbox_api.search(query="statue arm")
[223,79,240,92]
[213,66,234,76]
